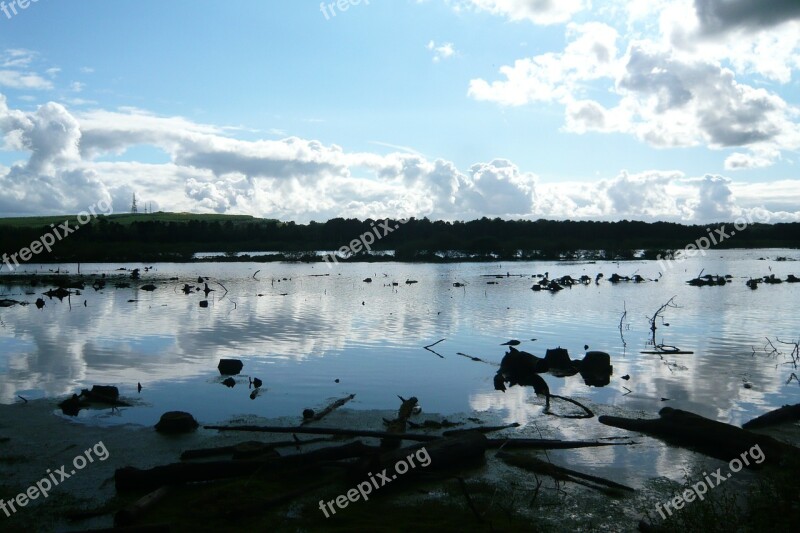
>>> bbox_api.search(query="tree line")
[0,215,798,263]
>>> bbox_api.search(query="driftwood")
[115,441,376,492]
[115,486,171,526]
[599,407,792,464]
[497,451,635,493]
[180,437,333,461]
[488,438,634,450]
[302,394,355,425]
[349,432,489,484]
[443,423,519,436]
[204,424,631,450]
[742,403,800,430]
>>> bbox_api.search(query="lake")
[1,249,798,485]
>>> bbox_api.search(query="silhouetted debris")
[787,274,800,283]
[498,452,634,493]
[155,411,199,434]
[405,279,418,284]
[181,284,194,294]
[138,382,142,393]
[0,299,24,307]
[131,269,141,280]
[218,359,243,375]
[742,403,800,430]
[115,486,172,527]
[599,407,795,464]
[687,274,729,286]
[140,284,157,291]
[500,339,521,346]
[199,300,209,308]
[544,347,576,375]
[222,377,236,388]
[575,351,613,387]
[43,287,71,299]
[302,394,355,425]
[363,277,372,283]
[58,385,129,416]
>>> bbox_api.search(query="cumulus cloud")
[1,93,798,223]
[694,0,800,34]
[469,4,800,167]
[465,0,588,25]
[469,22,619,105]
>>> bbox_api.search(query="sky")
[0,0,798,223]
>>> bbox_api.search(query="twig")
[456,352,499,366]
[253,270,261,281]
[17,395,28,403]
[424,338,446,349]
[424,338,446,358]
[647,296,677,347]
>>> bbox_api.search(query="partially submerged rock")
[155,411,199,434]
[218,359,243,375]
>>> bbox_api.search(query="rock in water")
[218,359,243,375]
[155,411,199,434]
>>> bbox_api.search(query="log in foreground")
[204,424,633,449]
[115,441,376,492]
[599,407,793,464]
[742,403,800,430]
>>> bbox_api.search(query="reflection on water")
[1,251,799,455]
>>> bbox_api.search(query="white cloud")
[469,22,619,105]
[465,0,588,25]
[426,40,457,62]
[469,4,800,167]
[1,93,798,223]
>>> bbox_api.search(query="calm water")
[1,250,799,483]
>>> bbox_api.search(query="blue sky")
[0,0,798,222]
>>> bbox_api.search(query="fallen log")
[487,438,634,450]
[180,437,333,461]
[204,424,440,441]
[349,432,489,484]
[203,425,632,449]
[115,441,376,492]
[443,423,519,436]
[497,451,634,493]
[114,486,171,526]
[742,403,800,430]
[302,394,356,425]
[599,407,792,464]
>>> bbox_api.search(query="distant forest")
[1,214,798,264]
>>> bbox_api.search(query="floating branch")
[302,394,356,425]
[423,338,446,358]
